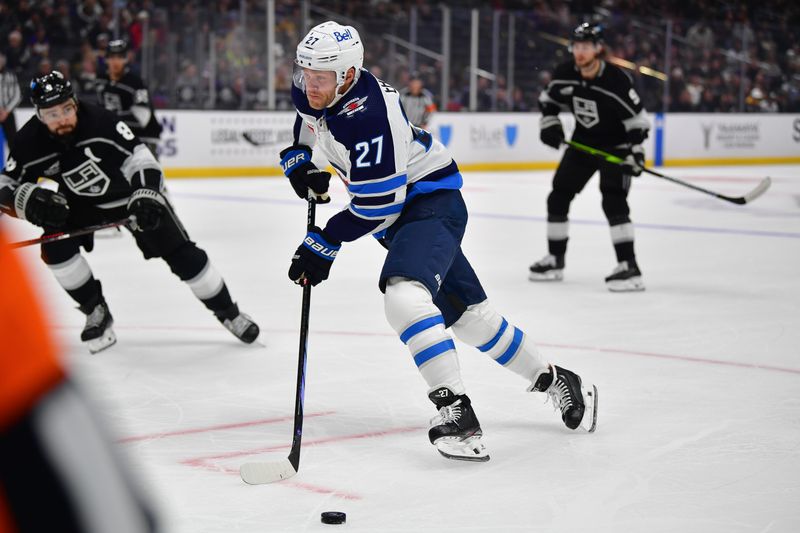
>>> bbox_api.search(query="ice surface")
[5,164,800,532]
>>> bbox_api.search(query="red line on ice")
[118,411,335,443]
[180,425,423,500]
[186,461,363,500]
[181,425,422,465]
[537,342,800,375]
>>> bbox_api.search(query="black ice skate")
[605,260,645,292]
[529,254,565,281]
[428,387,489,462]
[80,300,116,354]
[216,304,260,344]
[529,365,597,432]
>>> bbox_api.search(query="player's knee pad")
[450,299,503,346]
[41,236,82,265]
[164,242,207,280]
[385,277,463,392]
[384,277,438,334]
[601,194,630,220]
[453,300,534,370]
[46,253,94,291]
[164,243,226,301]
[547,189,574,217]
[384,277,454,361]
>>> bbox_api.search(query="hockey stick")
[240,199,316,484]
[565,140,772,205]
[9,217,135,249]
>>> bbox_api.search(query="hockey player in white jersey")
[281,22,598,461]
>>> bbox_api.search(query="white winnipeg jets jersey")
[290,69,461,242]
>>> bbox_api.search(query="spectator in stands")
[400,71,436,129]
[29,25,50,62]
[175,60,201,109]
[4,30,30,78]
[0,50,21,146]
[512,87,531,112]
[686,21,714,50]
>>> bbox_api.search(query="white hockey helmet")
[295,21,363,106]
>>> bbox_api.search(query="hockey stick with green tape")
[564,139,771,205]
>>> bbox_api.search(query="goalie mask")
[294,21,364,108]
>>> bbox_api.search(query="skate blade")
[580,384,598,433]
[606,276,645,292]
[528,270,564,282]
[86,328,117,354]
[434,436,490,462]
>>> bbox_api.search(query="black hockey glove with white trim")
[279,144,331,203]
[127,188,167,231]
[288,227,341,286]
[13,183,69,228]
[539,115,565,149]
[622,145,645,177]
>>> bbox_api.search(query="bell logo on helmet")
[333,29,353,42]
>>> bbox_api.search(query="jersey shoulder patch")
[329,73,393,149]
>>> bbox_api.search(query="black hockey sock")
[548,239,568,257]
[68,279,104,314]
[613,242,636,265]
[203,284,237,319]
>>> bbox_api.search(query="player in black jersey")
[529,23,650,292]
[95,39,163,157]
[0,71,259,353]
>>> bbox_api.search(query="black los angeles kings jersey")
[95,68,163,143]
[0,103,163,211]
[540,61,649,149]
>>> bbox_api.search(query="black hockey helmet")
[571,22,603,44]
[107,39,128,57]
[30,70,75,109]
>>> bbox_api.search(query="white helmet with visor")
[295,21,364,107]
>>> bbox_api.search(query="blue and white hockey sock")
[384,277,465,395]
[451,300,547,382]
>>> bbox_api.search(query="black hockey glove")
[288,227,341,286]
[539,116,565,149]
[13,183,69,228]
[279,144,331,203]
[127,188,167,231]
[622,145,645,177]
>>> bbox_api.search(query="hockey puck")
[321,511,346,524]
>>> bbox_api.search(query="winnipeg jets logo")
[573,96,599,128]
[62,159,111,197]
[338,96,368,117]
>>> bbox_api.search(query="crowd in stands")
[1,0,798,113]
